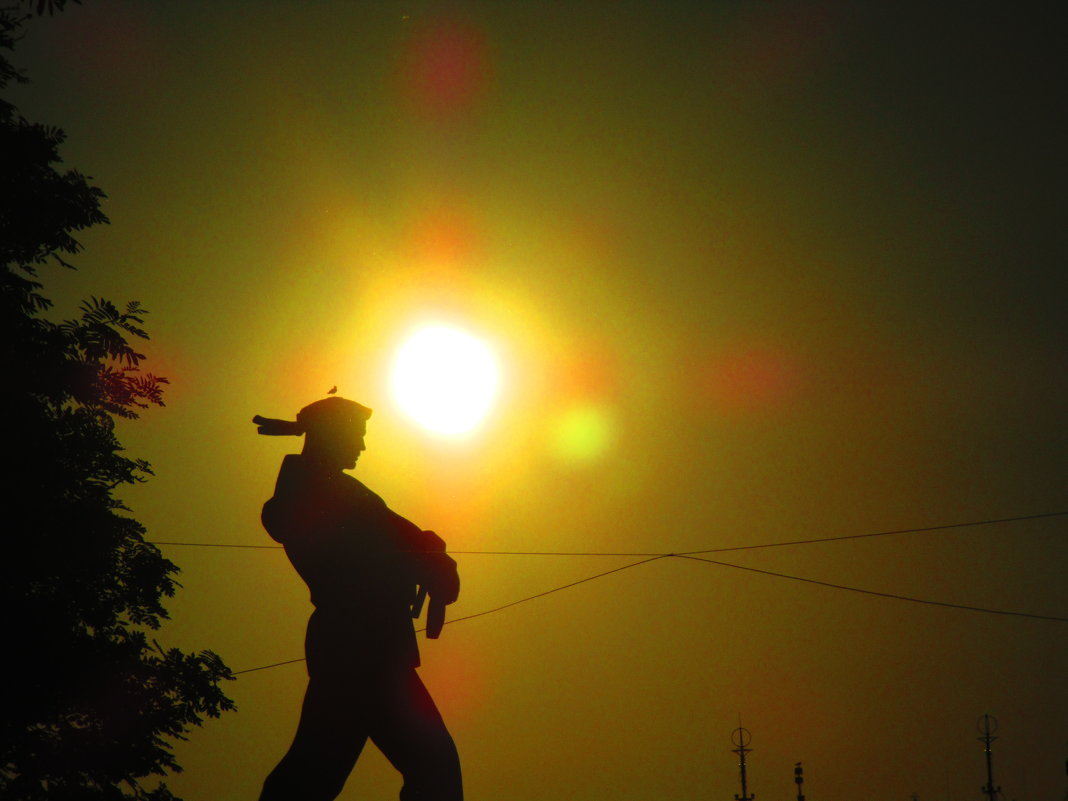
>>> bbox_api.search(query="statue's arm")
[384,509,460,639]
[260,455,316,543]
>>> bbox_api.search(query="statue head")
[253,396,373,470]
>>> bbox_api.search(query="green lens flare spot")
[552,404,613,462]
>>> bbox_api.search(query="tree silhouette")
[1,8,234,800]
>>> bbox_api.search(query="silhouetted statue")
[253,396,462,801]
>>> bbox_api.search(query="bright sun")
[390,324,500,436]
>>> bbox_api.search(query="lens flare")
[399,16,489,119]
[552,403,614,462]
[390,325,500,437]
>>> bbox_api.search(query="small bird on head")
[327,386,337,395]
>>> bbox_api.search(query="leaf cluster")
[1,10,234,800]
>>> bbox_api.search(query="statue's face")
[306,419,367,470]
[338,420,368,469]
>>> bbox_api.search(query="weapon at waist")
[411,586,427,619]
[410,584,444,638]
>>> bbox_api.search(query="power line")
[151,541,283,549]
[678,510,1068,555]
[149,509,1068,555]
[232,556,669,675]
[437,554,670,626]
[231,657,305,676]
[673,554,1068,622]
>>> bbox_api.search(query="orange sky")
[10,2,1068,799]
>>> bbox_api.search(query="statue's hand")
[414,531,457,604]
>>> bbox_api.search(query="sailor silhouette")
[253,395,462,801]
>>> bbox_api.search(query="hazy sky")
[10,2,1068,799]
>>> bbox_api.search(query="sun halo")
[389,324,500,437]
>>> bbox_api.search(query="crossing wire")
[148,511,1068,674]
[230,551,1068,676]
[673,554,1068,622]
[233,555,672,675]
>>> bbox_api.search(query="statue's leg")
[368,669,463,801]
[259,675,369,801]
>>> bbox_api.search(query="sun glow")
[390,324,500,436]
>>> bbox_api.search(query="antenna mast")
[977,713,1001,801]
[731,725,754,801]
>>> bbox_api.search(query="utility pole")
[794,762,805,801]
[731,725,754,801]
[977,713,1001,801]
